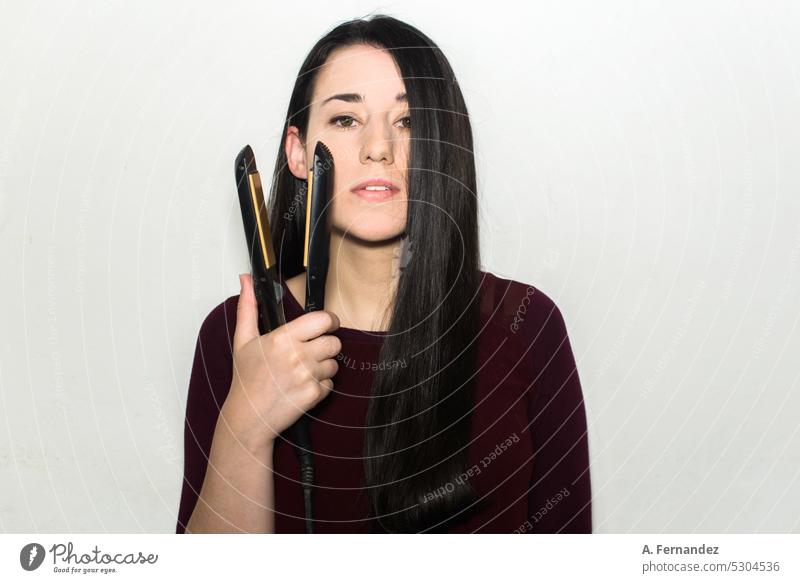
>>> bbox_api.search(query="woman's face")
[286,44,410,243]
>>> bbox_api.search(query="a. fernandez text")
[642,544,719,555]
[49,542,158,565]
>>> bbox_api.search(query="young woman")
[176,14,591,534]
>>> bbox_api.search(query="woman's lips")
[352,187,398,202]
[350,178,400,202]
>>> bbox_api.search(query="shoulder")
[195,294,241,355]
[478,269,567,339]
[478,269,576,377]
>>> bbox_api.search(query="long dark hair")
[267,13,484,533]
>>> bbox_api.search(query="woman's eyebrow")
[321,92,407,106]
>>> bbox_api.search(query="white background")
[1,0,799,533]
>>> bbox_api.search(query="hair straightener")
[303,142,334,311]
[234,145,285,334]
[234,142,334,534]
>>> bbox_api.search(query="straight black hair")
[267,13,485,533]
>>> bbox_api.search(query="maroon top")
[176,270,591,533]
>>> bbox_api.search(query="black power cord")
[291,416,315,533]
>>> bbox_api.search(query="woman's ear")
[285,126,308,180]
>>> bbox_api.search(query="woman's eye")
[330,115,358,129]
[329,115,411,130]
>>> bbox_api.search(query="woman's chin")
[332,221,406,245]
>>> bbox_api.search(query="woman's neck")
[287,230,405,331]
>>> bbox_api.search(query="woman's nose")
[359,119,395,164]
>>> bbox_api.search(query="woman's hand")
[221,273,341,452]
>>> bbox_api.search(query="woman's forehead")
[313,46,405,105]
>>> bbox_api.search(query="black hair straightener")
[234,145,285,334]
[303,142,334,312]
[234,142,334,534]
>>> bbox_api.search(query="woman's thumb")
[233,273,259,351]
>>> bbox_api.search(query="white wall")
[1,0,798,533]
